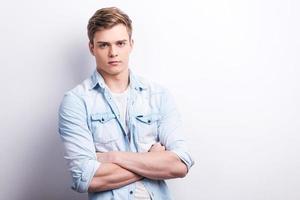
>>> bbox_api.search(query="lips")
[108,61,121,65]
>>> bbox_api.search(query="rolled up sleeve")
[58,92,100,193]
[158,89,195,171]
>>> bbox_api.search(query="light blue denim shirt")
[58,69,194,200]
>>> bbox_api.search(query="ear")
[130,39,134,47]
[89,42,95,56]
[129,39,134,53]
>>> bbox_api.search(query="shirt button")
[130,191,133,194]
[81,175,87,182]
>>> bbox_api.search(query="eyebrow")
[96,39,127,44]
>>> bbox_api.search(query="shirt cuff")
[170,149,194,172]
[72,159,100,193]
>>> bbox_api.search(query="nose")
[108,45,118,58]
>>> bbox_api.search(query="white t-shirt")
[110,88,129,133]
[110,87,151,200]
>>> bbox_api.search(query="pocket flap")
[91,112,116,123]
[136,113,161,125]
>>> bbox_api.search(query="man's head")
[87,7,133,77]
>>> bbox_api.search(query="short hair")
[87,7,132,44]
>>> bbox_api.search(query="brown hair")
[87,7,132,44]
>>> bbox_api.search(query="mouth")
[108,61,121,66]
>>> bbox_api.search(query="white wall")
[1,0,299,199]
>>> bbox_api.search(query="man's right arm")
[88,163,142,192]
[58,92,142,193]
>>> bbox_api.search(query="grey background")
[0,0,299,199]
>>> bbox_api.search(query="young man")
[58,7,194,200]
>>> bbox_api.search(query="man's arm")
[97,143,187,180]
[88,163,142,192]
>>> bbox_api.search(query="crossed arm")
[88,143,188,192]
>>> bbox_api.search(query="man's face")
[89,24,133,78]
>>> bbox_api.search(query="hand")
[148,143,166,152]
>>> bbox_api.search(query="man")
[58,7,194,200]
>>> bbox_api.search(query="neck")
[98,69,129,93]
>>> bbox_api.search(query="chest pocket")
[91,112,121,144]
[135,113,161,144]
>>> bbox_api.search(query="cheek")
[122,49,131,57]
[95,52,107,61]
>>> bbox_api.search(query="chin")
[101,67,128,76]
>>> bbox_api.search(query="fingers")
[149,143,166,152]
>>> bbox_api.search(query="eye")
[117,41,126,47]
[98,43,108,49]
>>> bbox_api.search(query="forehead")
[93,24,130,42]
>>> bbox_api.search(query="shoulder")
[59,76,94,109]
[62,75,95,101]
[68,77,93,96]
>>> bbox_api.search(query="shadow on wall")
[65,41,95,88]
[21,125,88,200]
[20,41,93,200]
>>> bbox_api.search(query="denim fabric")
[58,69,194,200]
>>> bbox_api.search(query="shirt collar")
[89,69,147,91]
